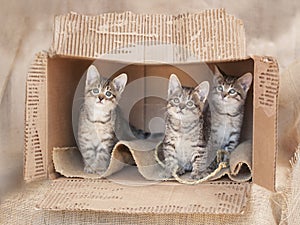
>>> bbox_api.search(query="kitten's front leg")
[81,146,111,175]
[217,149,230,164]
[93,147,112,175]
[81,149,98,174]
[160,142,178,179]
[222,133,239,162]
[190,146,208,179]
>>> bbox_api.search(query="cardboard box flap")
[252,56,279,191]
[51,9,246,63]
[24,52,48,182]
[36,171,251,214]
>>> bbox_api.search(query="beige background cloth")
[1,0,300,224]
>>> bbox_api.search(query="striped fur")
[77,65,128,175]
[191,66,252,179]
[161,74,209,178]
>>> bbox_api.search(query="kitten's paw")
[190,171,203,180]
[190,173,203,180]
[95,169,107,176]
[159,173,171,180]
[84,165,96,174]
[176,166,186,176]
[159,169,173,180]
[190,170,210,180]
[217,149,230,163]
[84,165,107,176]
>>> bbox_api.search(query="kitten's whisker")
[157,106,168,113]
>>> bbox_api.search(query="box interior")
[48,56,254,179]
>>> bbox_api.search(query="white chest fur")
[174,134,194,171]
[214,122,231,148]
[211,114,241,149]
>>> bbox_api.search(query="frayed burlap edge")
[276,147,300,225]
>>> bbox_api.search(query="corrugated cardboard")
[37,173,250,214]
[51,10,246,62]
[24,9,279,214]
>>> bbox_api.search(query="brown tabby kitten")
[161,74,209,178]
[191,66,252,179]
[77,65,128,175]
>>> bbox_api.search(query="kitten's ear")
[194,81,210,102]
[168,74,182,97]
[213,65,224,85]
[237,73,252,92]
[112,73,128,94]
[86,65,100,86]
[214,65,222,76]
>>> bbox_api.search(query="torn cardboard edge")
[24,51,48,182]
[252,56,279,191]
[53,139,252,182]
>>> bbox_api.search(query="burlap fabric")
[2,149,300,224]
[279,150,300,225]
[52,139,252,182]
[0,180,275,224]
[1,5,300,224]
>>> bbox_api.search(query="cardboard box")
[24,9,279,214]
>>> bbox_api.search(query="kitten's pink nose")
[98,95,104,102]
[221,92,227,99]
[179,103,185,110]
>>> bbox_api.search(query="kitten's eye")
[228,89,236,95]
[217,86,223,92]
[105,91,112,98]
[91,88,99,95]
[186,100,194,107]
[173,98,180,104]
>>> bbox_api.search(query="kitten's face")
[84,65,127,114]
[167,74,209,120]
[211,66,252,114]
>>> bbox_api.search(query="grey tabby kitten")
[161,74,209,178]
[191,66,252,179]
[77,65,128,175]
